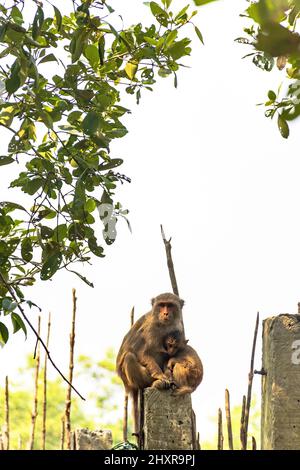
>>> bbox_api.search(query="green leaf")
[40,253,62,280]
[11,312,27,337]
[277,114,289,138]
[5,60,21,94]
[193,0,219,5]
[39,53,58,64]
[52,224,67,242]
[98,36,105,66]
[82,111,102,135]
[267,90,276,101]
[256,23,300,57]
[175,5,189,21]
[88,236,104,257]
[195,26,204,44]
[0,156,14,166]
[84,44,100,69]
[85,199,96,213]
[0,201,26,213]
[165,30,178,48]
[41,225,54,239]
[53,6,62,32]
[21,238,33,262]
[162,0,172,8]
[125,60,138,80]
[99,158,123,170]
[0,322,9,345]
[32,6,44,40]
[253,53,274,72]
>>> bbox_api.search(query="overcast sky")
[1,0,300,445]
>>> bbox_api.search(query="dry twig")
[64,289,77,450]
[29,316,41,450]
[225,389,233,450]
[42,312,51,450]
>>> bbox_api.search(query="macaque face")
[165,337,179,356]
[158,302,176,324]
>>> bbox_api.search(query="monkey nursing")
[116,293,203,434]
[162,330,203,396]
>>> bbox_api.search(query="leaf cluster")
[237,0,300,137]
[0,0,202,344]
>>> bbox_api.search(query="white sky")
[1,0,300,446]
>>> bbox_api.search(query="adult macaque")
[116,293,185,433]
[163,330,203,396]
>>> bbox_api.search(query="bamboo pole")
[225,389,233,450]
[123,306,135,442]
[217,408,223,450]
[64,289,77,450]
[242,312,259,450]
[29,316,41,450]
[4,376,9,450]
[42,313,51,450]
[240,395,246,449]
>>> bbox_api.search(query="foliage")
[237,0,300,138]
[0,0,204,345]
[0,364,93,449]
[77,348,131,444]
[0,350,127,449]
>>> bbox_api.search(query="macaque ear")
[151,297,155,306]
[185,339,189,345]
[180,299,185,308]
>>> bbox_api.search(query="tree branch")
[0,272,85,400]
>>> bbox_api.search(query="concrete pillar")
[142,388,197,450]
[72,428,113,450]
[262,314,300,449]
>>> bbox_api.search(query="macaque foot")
[151,378,172,390]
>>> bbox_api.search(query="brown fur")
[116,293,185,434]
[163,331,203,396]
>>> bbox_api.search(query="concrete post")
[142,388,197,450]
[72,428,113,450]
[262,314,300,449]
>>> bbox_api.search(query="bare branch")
[29,316,41,450]
[0,273,85,400]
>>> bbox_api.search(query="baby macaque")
[163,330,203,395]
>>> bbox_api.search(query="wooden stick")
[252,436,257,450]
[29,316,41,450]
[0,433,4,451]
[217,408,223,450]
[130,306,135,328]
[240,395,246,449]
[242,312,259,450]
[0,272,84,400]
[197,432,201,450]
[160,225,179,296]
[42,313,51,450]
[60,416,65,450]
[123,306,135,442]
[4,376,9,450]
[225,389,233,450]
[65,289,77,450]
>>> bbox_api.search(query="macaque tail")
[131,389,139,436]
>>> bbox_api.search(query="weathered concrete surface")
[143,388,195,450]
[262,314,300,450]
[72,428,113,450]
